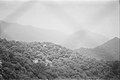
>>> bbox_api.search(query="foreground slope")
[0,38,120,80]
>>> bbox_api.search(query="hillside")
[0,38,120,80]
[0,20,68,43]
[62,30,109,49]
[94,37,120,60]
[75,37,120,61]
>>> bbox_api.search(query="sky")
[0,0,119,49]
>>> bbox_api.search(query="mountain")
[0,21,110,49]
[0,20,68,44]
[0,20,119,61]
[75,37,120,61]
[94,37,120,61]
[63,30,109,49]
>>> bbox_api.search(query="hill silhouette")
[62,30,109,49]
[0,20,109,49]
[75,37,120,61]
[0,20,68,44]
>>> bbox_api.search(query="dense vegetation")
[0,38,120,80]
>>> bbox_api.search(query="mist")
[0,0,119,49]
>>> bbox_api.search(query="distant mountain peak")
[112,37,120,40]
[95,37,119,48]
[94,37,120,61]
[75,37,120,61]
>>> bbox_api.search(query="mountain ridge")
[75,37,120,61]
[0,20,109,49]
[0,20,68,45]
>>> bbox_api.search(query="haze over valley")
[0,0,119,49]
